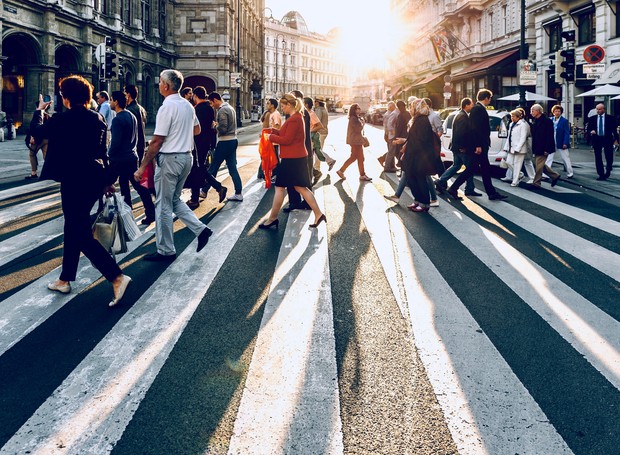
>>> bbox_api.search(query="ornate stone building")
[263,11,349,108]
[1,0,264,130]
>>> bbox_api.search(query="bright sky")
[265,0,398,72]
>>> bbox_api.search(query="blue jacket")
[553,115,570,149]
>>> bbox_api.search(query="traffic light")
[561,30,576,42]
[105,36,117,47]
[554,50,563,84]
[117,58,124,82]
[560,48,575,81]
[104,50,117,80]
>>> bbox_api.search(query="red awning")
[412,72,446,88]
[452,50,519,79]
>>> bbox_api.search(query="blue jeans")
[202,139,242,194]
[438,152,475,193]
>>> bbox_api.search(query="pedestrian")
[423,97,444,206]
[200,92,244,202]
[25,101,50,180]
[30,76,131,307]
[257,98,282,180]
[108,90,156,223]
[394,98,436,212]
[447,89,507,201]
[259,93,326,230]
[283,89,314,212]
[393,99,412,168]
[134,69,213,262]
[336,103,372,181]
[380,101,398,172]
[303,97,325,185]
[189,86,228,208]
[501,109,530,187]
[586,103,618,180]
[181,87,194,105]
[435,97,478,196]
[124,84,147,162]
[313,96,336,171]
[530,104,561,188]
[96,91,115,146]
[548,105,574,178]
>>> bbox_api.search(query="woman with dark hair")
[258,93,326,229]
[30,75,132,307]
[336,103,372,181]
[394,99,436,212]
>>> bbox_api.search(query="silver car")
[440,110,511,168]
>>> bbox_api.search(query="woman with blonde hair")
[502,108,530,186]
[259,93,326,229]
[336,103,372,181]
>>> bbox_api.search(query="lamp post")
[518,0,527,109]
[236,0,242,127]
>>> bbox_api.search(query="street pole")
[236,0,242,128]
[518,0,527,109]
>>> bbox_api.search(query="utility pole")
[236,0,242,128]
[518,0,527,109]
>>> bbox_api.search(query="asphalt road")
[0,114,619,454]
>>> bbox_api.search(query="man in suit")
[586,103,618,180]
[448,89,506,200]
[435,97,478,195]
[530,104,560,188]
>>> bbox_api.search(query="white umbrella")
[576,84,620,97]
[611,94,620,100]
[497,91,556,101]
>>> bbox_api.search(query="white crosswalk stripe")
[0,162,618,454]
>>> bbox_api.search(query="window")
[489,12,494,39]
[159,0,167,39]
[576,8,596,45]
[476,19,481,43]
[501,5,507,35]
[141,0,151,34]
[121,0,130,24]
[546,21,562,52]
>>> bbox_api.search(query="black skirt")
[275,157,311,188]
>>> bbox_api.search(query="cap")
[315,96,325,102]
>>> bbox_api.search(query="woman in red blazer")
[259,94,326,229]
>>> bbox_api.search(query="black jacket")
[31,106,108,185]
[451,110,472,154]
[126,100,147,159]
[469,102,491,149]
[530,114,556,157]
[402,115,437,176]
[394,110,412,139]
[586,113,619,144]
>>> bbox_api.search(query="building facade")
[263,11,349,109]
[1,0,264,131]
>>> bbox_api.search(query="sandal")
[359,175,372,181]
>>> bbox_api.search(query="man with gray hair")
[529,103,560,188]
[586,103,618,180]
[134,69,213,262]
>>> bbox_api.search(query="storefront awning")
[391,85,403,98]
[452,50,519,79]
[412,71,446,88]
[593,62,620,86]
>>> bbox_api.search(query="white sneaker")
[227,193,243,202]
[510,182,519,187]
[500,177,512,182]
[430,200,439,207]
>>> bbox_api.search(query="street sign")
[95,43,106,63]
[443,93,451,99]
[230,72,241,88]
[583,45,605,64]
[587,74,602,79]
[583,63,605,74]
[222,90,231,101]
[518,60,537,86]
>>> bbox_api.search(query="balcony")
[442,0,486,19]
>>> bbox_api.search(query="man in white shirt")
[96,91,116,146]
[134,69,213,261]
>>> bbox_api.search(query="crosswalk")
[0,151,619,454]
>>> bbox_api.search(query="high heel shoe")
[309,214,327,228]
[259,219,279,229]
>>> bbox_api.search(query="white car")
[440,110,511,168]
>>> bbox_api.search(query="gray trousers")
[154,152,207,256]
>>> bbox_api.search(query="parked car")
[438,106,459,121]
[365,105,388,124]
[440,109,511,168]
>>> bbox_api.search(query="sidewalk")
[0,120,262,186]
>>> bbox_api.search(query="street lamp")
[518,0,527,109]
[236,0,242,128]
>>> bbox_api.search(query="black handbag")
[183,148,207,189]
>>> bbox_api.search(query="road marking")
[0,180,58,202]
[350,173,573,455]
[229,185,343,454]
[0,192,61,227]
[0,217,64,268]
[0,179,267,455]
